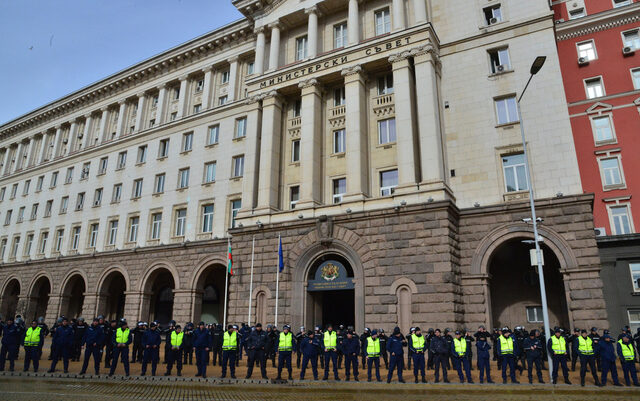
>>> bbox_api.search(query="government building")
[0,0,609,333]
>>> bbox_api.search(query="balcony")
[372,93,395,117]
[328,105,346,128]
[288,116,301,129]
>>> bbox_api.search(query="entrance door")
[306,257,356,329]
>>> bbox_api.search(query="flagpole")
[275,234,280,328]
[248,235,255,326]
[223,236,230,329]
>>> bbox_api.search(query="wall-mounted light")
[400,200,407,206]
[298,214,303,219]
[474,202,480,208]
[346,208,352,214]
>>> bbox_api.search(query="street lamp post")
[516,56,554,380]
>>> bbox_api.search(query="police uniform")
[165,326,184,376]
[211,324,223,366]
[276,325,295,380]
[103,321,117,368]
[386,327,406,383]
[547,330,571,384]
[79,318,105,375]
[23,321,44,372]
[523,331,544,384]
[221,325,239,378]
[141,323,161,376]
[497,330,519,384]
[378,329,389,369]
[322,326,340,380]
[193,322,212,378]
[300,331,321,380]
[365,331,382,382]
[48,319,74,373]
[573,331,599,386]
[340,331,360,381]
[108,322,132,376]
[597,335,622,386]
[617,336,640,386]
[295,327,306,369]
[182,323,194,365]
[452,331,473,383]
[131,322,145,363]
[429,330,449,383]
[409,328,427,383]
[246,323,268,379]
[0,319,20,372]
[475,334,493,383]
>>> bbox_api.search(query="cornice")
[555,3,640,41]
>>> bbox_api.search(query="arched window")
[256,291,267,326]
[396,285,411,333]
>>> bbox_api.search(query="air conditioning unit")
[622,46,634,55]
[490,17,498,24]
[578,57,589,65]
[594,227,607,237]
[497,64,506,72]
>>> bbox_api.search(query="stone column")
[256,92,283,213]
[156,84,168,124]
[268,22,282,71]
[413,0,428,24]
[81,293,98,319]
[227,57,239,102]
[68,121,79,152]
[176,76,189,119]
[240,105,262,213]
[134,93,147,132]
[201,67,214,109]
[297,79,323,208]
[172,290,193,325]
[392,0,406,31]
[12,142,24,172]
[45,295,62,324]
[0,148,9,175]
[390,53,419,192]
[348,0,360,46]
[98,107,109,143]
[342,65,369,201]
[52,126,63,158]
[37,134,48,164]
[413,45,446,186]
[115,101,128,139]
[82,114,94,149]
[124,291,144,322]
[254,27,266,75]
[24,138,36,168]
[306,6,319,58]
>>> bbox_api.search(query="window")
[88,223,99,248]
[151,213,162,239]
[334,22,347,49]
[333,130,346,154]
[0,238,6,258]
[204,162,216,183]
[208,125,219,145]
[600,158,624,187]
[247,61,255,75]
[23,180,30,196]
[80,162,90,179]
[128,216,139,242]
[230,200,241,228]
[577,40,596,61]
[55,229,64,252]
[483,4,502,25]
[502,153,528,192]
[632,68,640,90]
[585,77,604,99]
[614,0,632,7]
[380,170,398,196]
[75,192,85,210]
[193,104,202,114]
[39,232,48,254]
[108,220,119,245]
[218,96,228,106]
[60,197,69,214]
[375,8,391,35]
[170,112,177,121]
[98,157,108,174]
[132,178,143,198]
[290,186,300,209]
[180,132,193,153]
[291,140,301,162]
[71,226,81,250]
[377,74,394,95]
[569,8,586,19]
[0,187,4,201]
[65,167,74,184]
[152,95,159,107]
[178,168,190,189]
[592,116,615,143]
[24,234,33,256]
[17,207,24,223]
[630,263,640,292]
[154,173,166,194]
[610,205,633,235]
[232,155,244,177]
[50,171,58,188]
[30,203,38,220]
[137,145,147,164]
[117,151,127,169]
[526,306,543,323]
[623,29,640,50]
[235,118,247,138]
[149,119,156,128]
[10,237,19,258]
[1,210,9,225]
[196,79,205,92]
[93,188,103,207]
[628,310,640,333]
[296,36,308,61]
[175,208,187,236]
[10,183,17,199]
[333,178,346,204]
[36,176,44,192]
[378,118,397,144]
[221,70,230,84]
[293,99,302,117]
[173,87,180,100]
[202,204,214,233]
[158,138,170,158]
[489,48,511,73]
[112,183,122,203]
[334,87,345,107]
[44,200,53,217]
[495,96,519,125]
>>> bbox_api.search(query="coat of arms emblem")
[321,263,339,281]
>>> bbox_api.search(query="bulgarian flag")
[227,238,234,276]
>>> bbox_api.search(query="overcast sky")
[0,0,242,125]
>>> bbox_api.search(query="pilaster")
[342,64,369,201]
[296,79,323,209]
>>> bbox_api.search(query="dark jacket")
[193,328,212,349]
[246,329,268,350]
[82,325,105,347]
[429,335,448,355]
[597,340,617,362]
[476,339,491,359]
[301,336,321,357]
[340,336,361,355]
[523,337,543,359]
[143,329,162,348]
[386,334,404,356]
[496,335,518,356]
[1,323,20,347]
[53,325,75,348]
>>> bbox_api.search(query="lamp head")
[530,56,546,75]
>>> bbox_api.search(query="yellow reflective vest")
[453,338,467,357]
[24,327,42,347]
[171,331,184,347]
[223,331,237,351]
[618,339,635,361]
[323,331,337,350]
[116,328,130,344]
[411,334,425,352]
[577,336,593,355]
[499,335,514,355]
[279,332,293,352]
[551,336,567,354]
[367,337,380,357]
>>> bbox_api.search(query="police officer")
[246,322,268,379]
[365,329,382,382]
[589,327,601,372]
[336,325,345,369]
[426,328,435,370]
[322,324,340,380]
[239,323,251,364]
[131,321,145,363]
[211,323,223,366]
[497,328,519,384]
[514,326,526,374]
[79,318,104,375]
[464,329,475,371]
[221,324,239,379]
[72,317,87,362]
[267,324,279,368]
[315,326,324,369]
[523,329,544,384]
[378,328,389,369]
[429,328,449,383]
[597,334,622,386]
[359,327,370,370]
[48,317,74,373]
[182,322,194,365]
[276,324,295,380]
[451,330,473,383]
[386,326,406,383]
[295,326,306,369]
[492,328,502,370]
[300,330,321,380]
[617,334,640,386]
[406,327,414,371]
[341,330,360,381]
[572,329,598,386]
[104,320,117,368]
[193,321,212,378]
[165,324,184,376]
[36,317,49,360]
[409,327,427,383]
[141,321,161,376]
[547,328,571,385]
[23,319,44,372]
[476,331,493,383]
[0,316,19,372]
[569,328,580,371]
[108,320,131,376]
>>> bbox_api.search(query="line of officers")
[2,315,640,387]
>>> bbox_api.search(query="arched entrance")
[98,271,126,321]
[193,264,225,324]
[488,238,569,329]
[306,255,355,329]
[29,276,51,321]
[60,274,86,318]
[142,268,175,325]
[0,279,20,319]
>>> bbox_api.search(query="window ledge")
[180,150,192,155]
[202,181,216,187]
[233,136,246,142]
[146,239,160,246]
[231,176,243,182]
[131,197,140,201]
[479,19,509,30]
[331,152,346,159]
[177,187,189,192]
[197,233,212,240]
[96,172,106,177]
[135,162,146,167]
[157,156,168,161]
[594,139,618,147]
[153,192,163,197]
[170,236,185,244]
[205,142,219,148]
[503,190,529,202]
[104,245,116,251]
[376,142,396,149]
[115,167,125,171]
[495,121,520,129]
[111,200,121,205]
[289,161,301,167]
[603,184,627,191]
[488,69,515,78]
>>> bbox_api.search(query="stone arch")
[251,285,272,327]
[390,277,417,333]
[58,269,88,319]
[95,266,129,321]
[389,277,418,295]
[95,265,130,294]
[138,259,181,292]
[0,276,21,319]
[138,260,180,325]
[189,254,228,324]
[26,271,53,321]
[189,254,228,290]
